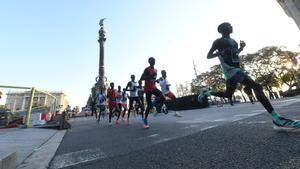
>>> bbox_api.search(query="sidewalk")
[0,127,66,169]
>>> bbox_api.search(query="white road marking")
[251,110,265,113]
[148,134,159,138]
[50,148,107,169]
[237,121,267,124]
[154,137,173,144]
[211,118,228,122]
[199,125,219,131]
[183,124,199,129]
[235,112,262,116]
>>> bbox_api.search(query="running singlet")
[97,92,106,105]
[137,87,144,98]
[116,91,122,103]
[159,78,170,95]
[121,92,128,104]
[129,81,138,97]
[213,37,241,79]
[144,66,157,92]
[109,89,118,103]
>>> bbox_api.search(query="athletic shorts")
[226,70,250,87]
[97,105,106,112]
[108,102,118,110]
[165,91,175,99]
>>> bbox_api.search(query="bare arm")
[238,40,246,53]
[140,68,150,81]
[125,82,132,91]
[207,40,220,59]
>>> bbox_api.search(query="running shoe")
[116,120,120,125]
[273,116,300,131]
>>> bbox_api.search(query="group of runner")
[95,22,299,131]
[95,57,179,129]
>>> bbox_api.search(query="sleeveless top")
[129,81,138,97]
[144,66,157,92]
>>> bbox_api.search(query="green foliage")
[191,46,299,95]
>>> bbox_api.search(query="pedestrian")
[140,57,165,129]
[199,22,300,130]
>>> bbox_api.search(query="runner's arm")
[140,68,150,81]
[207,40,220,59]
[238,40,246,53]
[156,77,163,83]
[125,82,132,91]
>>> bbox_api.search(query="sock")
[271,110,280,121]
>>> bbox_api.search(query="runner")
[90,100,97,119]
[125,75,140,125]
[158,70,181,117]
[199,22,300,131]
[137,80,145,119]
[96,87,106,123]
[107,82,121,125]
[121,88,129,121]
[140,57,165,129]
[117,85,123,113]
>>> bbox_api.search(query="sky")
[0,0,299,107]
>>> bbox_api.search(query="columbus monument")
[96,18,107,91]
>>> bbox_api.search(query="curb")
[17,130,67,169]
[0,152,17,169]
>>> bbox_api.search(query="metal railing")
[0,85,57,128]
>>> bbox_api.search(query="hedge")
[164,94,209,111]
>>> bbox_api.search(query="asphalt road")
[49,97,300,169]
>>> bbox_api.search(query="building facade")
[5,91,68,113]
[277,0,300,30]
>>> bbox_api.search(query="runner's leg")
[127,98,134,119]
[144,92,152,127]
[210,79,237,100]
[241,78,273,113]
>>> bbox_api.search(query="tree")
[176,81,191,97]
[191,71,210,94]
[241,46,283,98]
